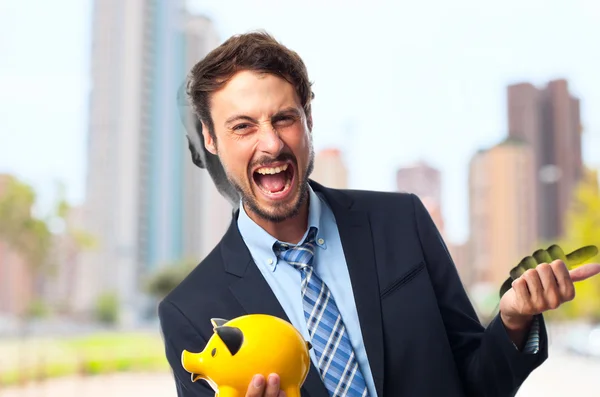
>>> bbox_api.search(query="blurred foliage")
[0,175,96,318]
[25,298,50,319]
[0,176,52,274]
[144,259,197,300]
[53,180,96,250]
[545,167,600,322]
[0,332,168,387]
[95,292,120,325]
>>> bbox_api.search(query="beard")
[225,145,315,223]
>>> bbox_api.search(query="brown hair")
[186,31,315,139]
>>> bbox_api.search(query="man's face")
[202,70,314,223]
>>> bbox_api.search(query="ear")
[210,318,229,328]
[215,326,244,356]
[201,122,217,155]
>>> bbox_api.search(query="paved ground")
[2,350,599,397]
[0,373,177,397]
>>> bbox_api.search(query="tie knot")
[274,227,318,270]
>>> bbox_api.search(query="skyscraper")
[311,148,349,189]
[82,0,223,322]
[468,138,538,287]
[507,79,583,241]
[396,160,445,236]
[180,15,232,262]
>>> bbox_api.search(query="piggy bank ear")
[211,318,229,328]
[215,326,244,356]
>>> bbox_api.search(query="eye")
[233,123,251,132]
[211,348,217,357]
[274,116,295,127]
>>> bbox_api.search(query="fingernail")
[253,375,264,388]
[268,374,279,386]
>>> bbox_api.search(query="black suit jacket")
[158,181,548,397]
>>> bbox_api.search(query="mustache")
[250,152,297,170]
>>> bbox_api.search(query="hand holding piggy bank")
[181,314,312,397]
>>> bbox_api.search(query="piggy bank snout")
[181,350,206,382]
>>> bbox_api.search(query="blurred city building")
[394,161,472,285]
[42,205,86,314]
[181,15,232,263]
[468,137,538,288]
[81,0,226,324]
[0,174,34,317]
[396,160,445,236]
[311,148,348,189]
[507,79,583,242]
[448,241,471,286]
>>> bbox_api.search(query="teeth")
[256,163,289,175]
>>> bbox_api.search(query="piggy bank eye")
[211,348,217,357]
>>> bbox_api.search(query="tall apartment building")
[81,0,224,322]
[468,138,538,287]
[396,161,445,236]
[507,79,583,242]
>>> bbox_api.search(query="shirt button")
[318,238,325,245]
[267,258,273,265]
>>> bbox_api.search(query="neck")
[244,199,310,244]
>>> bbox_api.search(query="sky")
[0,0,599,244]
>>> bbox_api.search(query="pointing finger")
[569,263,600,283]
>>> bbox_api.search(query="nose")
[181,350,205,379]
[256,124,284,156]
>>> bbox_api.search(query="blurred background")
[1,0,599,395]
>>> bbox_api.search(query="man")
[159,31,600,397]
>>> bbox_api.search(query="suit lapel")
[221,217,330,397]
[314,182,385,397]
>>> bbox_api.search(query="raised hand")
[499,244,599,298]
[498,244,600,332]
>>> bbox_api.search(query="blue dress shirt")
[237,185,379,397]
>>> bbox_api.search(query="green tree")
[0,175,52,318]
[144,259,197,300]
[547,167,600,321]
[95,291,119,325]
[0,176,96,319]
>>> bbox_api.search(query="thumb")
[569,263,600,282]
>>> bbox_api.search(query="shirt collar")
[236,185,327,272]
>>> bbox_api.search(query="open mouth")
[252,162,295,198]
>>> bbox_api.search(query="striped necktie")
[274,227,369,397]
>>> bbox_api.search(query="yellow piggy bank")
[181,314,312,397]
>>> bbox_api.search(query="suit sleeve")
[158,299,216,397]
[410,193,548,397]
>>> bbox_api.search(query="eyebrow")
[224,107,302,126]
